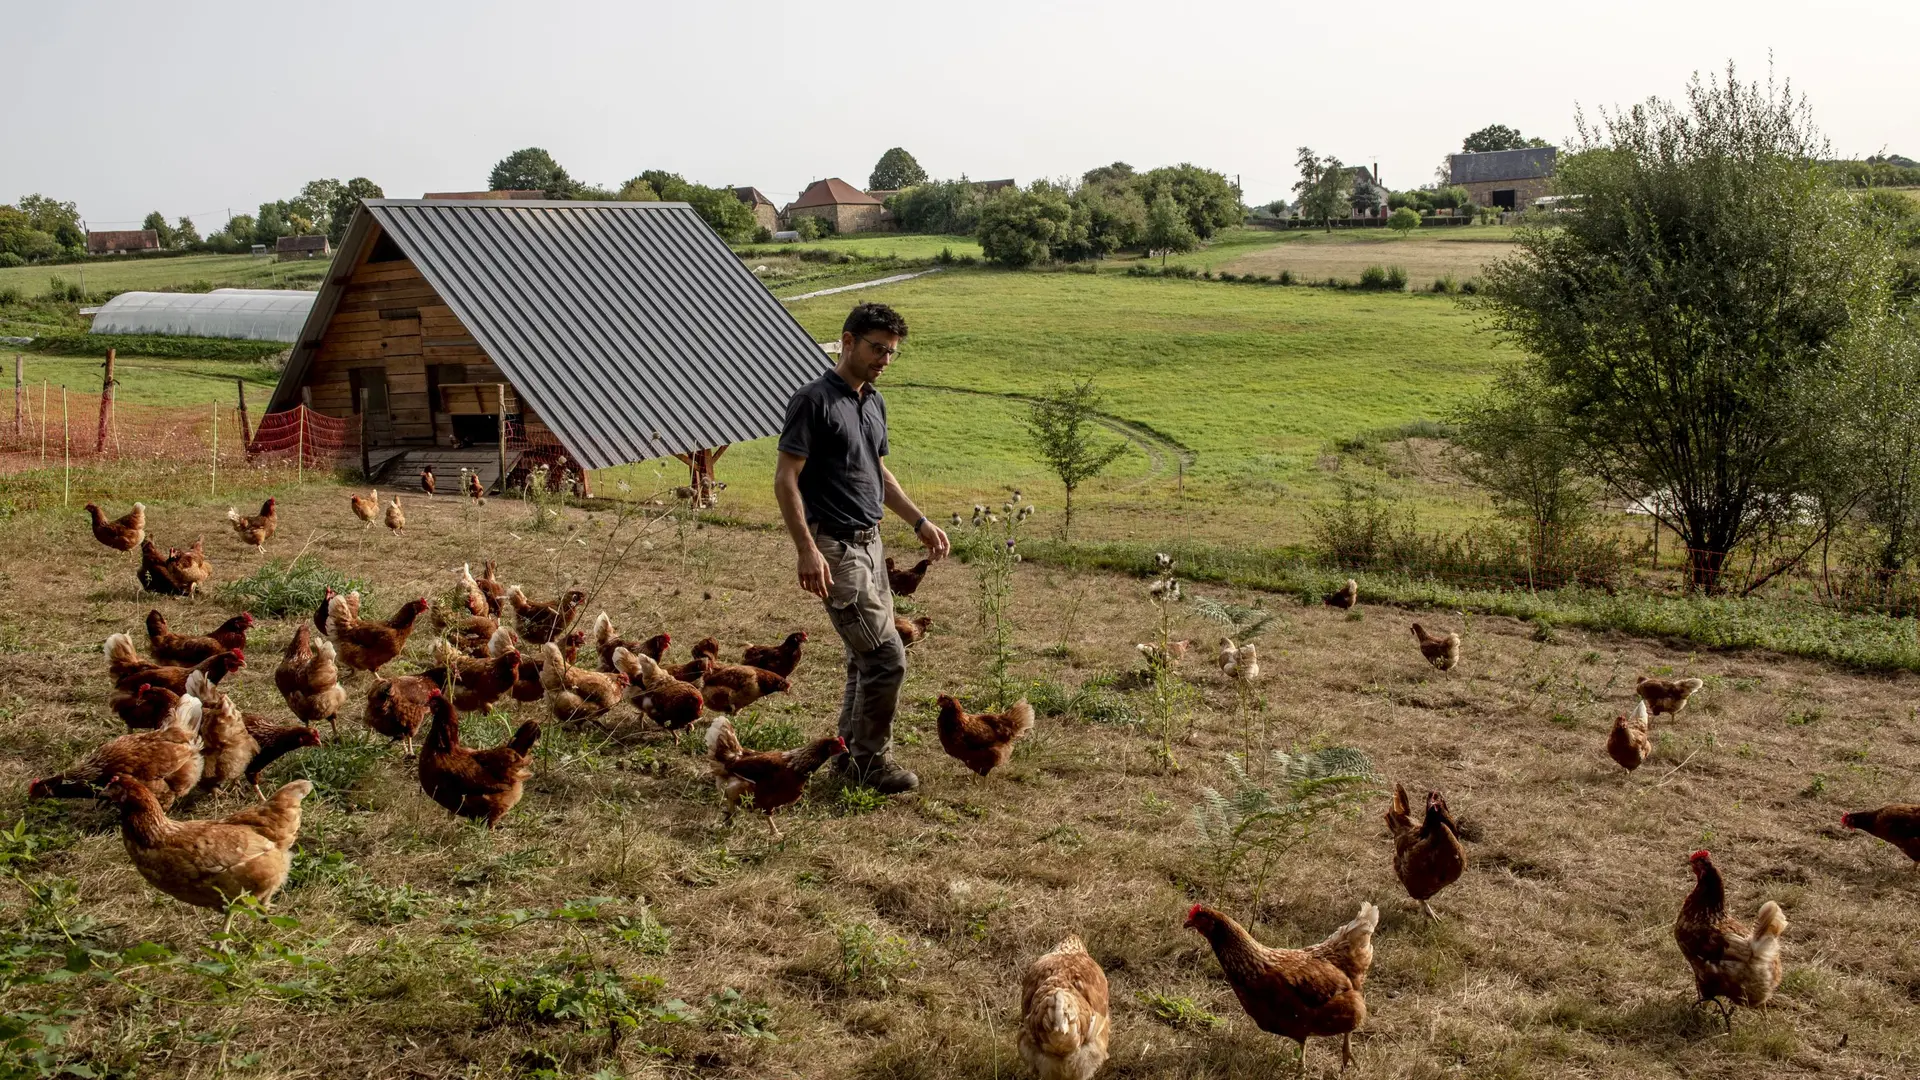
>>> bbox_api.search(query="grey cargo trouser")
[815,526,906,760]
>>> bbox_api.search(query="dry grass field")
[3,479,1918,1079]
[1218,234,1518,285]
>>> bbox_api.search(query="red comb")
[1689,849,1710,861]
[138,683,150,692]
[1186,903,1204,919]
[230,648,245,661]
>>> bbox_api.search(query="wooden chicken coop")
[260,198,830,494]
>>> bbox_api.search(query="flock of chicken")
[60,500,1920,1076]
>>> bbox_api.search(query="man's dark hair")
[843,302,908,339]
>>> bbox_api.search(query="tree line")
[486,148,759,242]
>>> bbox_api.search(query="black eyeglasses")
[856,336,902,359]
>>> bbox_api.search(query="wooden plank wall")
[302,249,555,447]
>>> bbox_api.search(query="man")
[775,302,949,794]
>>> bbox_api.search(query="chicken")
[1607,701,1652,772]
[508,586,586,645]
[935,694,1034,777]
[613,647,705,730]
[383,496,406,534]
[474,561,509,615]
[1639,676,1704,718]
[895,615,933,648]
[240,713,320,801]
[700,662,790,715]
[420,464,436,497]
[1137,639,1189,665]
[539,641,627,723]
[664,655,712,685]
[593,612,669,672]
[1841,805,1920,866]
[187,670,258,795]
[350,490,379,526]
[105,632,245,697]
[704,716,844,836]
[886,555,931,596]
[503,628,584,703]
[146,609,252,666]
[168,539,212,597]
[1324,578,1358,610]
[464,468,487,506]
[1386,784,1466,920]
[30,695,204,808]
[275,623,347,737]
[417,689,539,828]
[1409,623,1459,671]
[105,773,311,931]
[113,682,182,730]
[690,636,721,662]
[455,562,491,617]
[741,631,807,677]
[1217,637,1239,672]
[225,497,277,553]
[313,586,359,636]
[86,501,145,551]
[1221,642,1260,681]
[138,538,209,597]
[1185,901,1379,1072]
[364,674,436,755]
[439,610,499,656]
[1017,935,1111,1080]
[1674,850,1788,1031]
[431,635,521,713]
[326,593,429,674]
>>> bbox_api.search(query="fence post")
[210,400,219,496]
[496,383,508,495]
[96,348,115,454]
[11,355,20,439]
[360,388,371,481]
[296,408,304,484]
[235,378,251,448]
[61,386,69,508]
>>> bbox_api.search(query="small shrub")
[1431,272,1459,294]
[1358,265,1388,289]
[0,284,21,304]
[836,784,886,815]
[835,923,916,993]
[1385,265,1408,291]
[733,713,803,751]
[610,905,672,955]
[752,226,773,244]
[1278,269,1295,285]
[0,253,25,270]
[703,988,776,1038]
[935,246,955,264]
[1460,276,1481,295]
[282,739,388,804]
[1139,991,1223,1031]
[219,555,371,618]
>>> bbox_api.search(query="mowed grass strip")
[0,252,329,296]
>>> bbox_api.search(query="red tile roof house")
[731,187,781,233]
[87,230,160,255]
[783,178,890,233]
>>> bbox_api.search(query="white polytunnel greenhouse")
[88,289,317,342]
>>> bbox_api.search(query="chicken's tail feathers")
[104,632,138,668]
[271,779,315,807]
[1752,900,1788,944]
[1319,900,1380,954]
[705,717,743,762]
[1033,986,1085,1043]
[1631,699,1650,726]
[431,638,459,667]
[310,634,337,664]
[226,507,242,524]
[593,611,614,647]
[538,642,567,690]
[508,585,529,609]
[1047,933,1089,957]
[324,592,357,637]
[1679,678,1705,693]
[184,669,214,702]
[167,694,204,738]
[1006,699,1036,736]
[508,721,542,756]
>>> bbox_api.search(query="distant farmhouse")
[1450,147,1557,210]
[276,234,331,261]
[784,178,888,233]
[87,230,159,256]
[731,187,781,233]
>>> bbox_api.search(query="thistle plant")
[1143,552,1197,768]
[1192,595,1276,767]
[520,464,565,533]
[1192,746,1381,907]
[955,495,1035,709]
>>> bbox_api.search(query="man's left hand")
[916,519,951,561]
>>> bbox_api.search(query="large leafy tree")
[868,148,927,190]
[489,147,573,196]
[1142,194,1197,266]
[1132,164,1242,239]
[1292,148,1348,230]
[627,170,756,241]
[1472,65,1896,593]
[17,194,83,250]
[327,177,384,244]
[1082,162,1135,185]
[142,211,176,249]
[977,183,1074,267]
[292,179,344,239]
[1462,124,1551,152]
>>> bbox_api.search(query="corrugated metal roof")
[1449,147,1557,185]
[266,199,829,469]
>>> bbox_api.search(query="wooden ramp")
[375,448,522,495]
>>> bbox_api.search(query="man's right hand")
[797,547,833,599]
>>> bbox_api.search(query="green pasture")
[0,253,327,297]
[736,232,983,261]
[5,350,278,409]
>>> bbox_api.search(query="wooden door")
[350,367,395,446]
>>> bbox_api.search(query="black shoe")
[840,753,918,795]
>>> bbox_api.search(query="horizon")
[3,0,1916,230]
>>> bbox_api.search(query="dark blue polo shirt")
[778,370,889,534]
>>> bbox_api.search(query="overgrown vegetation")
[218,554,372,618]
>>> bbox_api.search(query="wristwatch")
[912,516,929,532]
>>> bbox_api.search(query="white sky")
[4,0,1916,229]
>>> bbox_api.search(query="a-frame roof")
[790,178,881,208]
[267,199,829,469]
